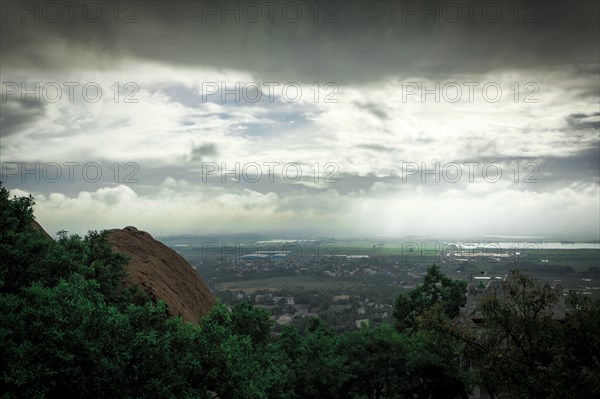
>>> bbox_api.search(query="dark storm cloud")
[460,148,600,187]
[534,148,600,186]
[0,96,47,137]
[357,143,393,153]
[1,1,598,83]
[573,64,600,95]
[354,101,388,120]
[189,142,218,162]
[567,113,600,131]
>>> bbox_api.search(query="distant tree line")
[1,183,598,398]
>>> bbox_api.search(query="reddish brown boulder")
[107,226,215,323]
[31,220,52,240]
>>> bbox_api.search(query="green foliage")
[463,270,600,398]
[0,186,80,293]
[560,293,600,398]
[393,265,467,331]
[473,272,564,398]
[339,322,472,399]
[282,317,349,399]
[197,301,287,399]
[339,323,407,399]
[1,275,118,398]
[230,301,274,347]
[402,329,472,399]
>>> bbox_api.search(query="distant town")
[163,237,600,332]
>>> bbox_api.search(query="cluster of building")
[240,250,291,261]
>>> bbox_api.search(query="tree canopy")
[393,265,467,331]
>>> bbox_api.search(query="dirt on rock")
[107,226,215,323]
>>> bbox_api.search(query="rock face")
[107,226,215,323]
[31,220,53,240]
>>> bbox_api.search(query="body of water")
[451,242,600,250]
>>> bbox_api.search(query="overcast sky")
[1,0,599,239]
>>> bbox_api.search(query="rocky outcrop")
[31,220,52,240]
[107,226,215,323]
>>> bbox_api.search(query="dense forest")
[1,183,598,399]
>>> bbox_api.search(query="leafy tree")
[402,328,472,399]
[56,229,131,306]
[197,301,281,399]
[463,271,580,398]
[389,266,473,398]
[274,317,349,399]
[393,265,467,331]
[0,275,123,398]
[0,186,81,293]
[0,273,212,398]
[230,301,274,347]
[338,320,471,399]
[558,293,600,398]
[339,323,407,399]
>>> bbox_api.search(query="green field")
[217,275,374,293]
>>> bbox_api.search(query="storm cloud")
[1,0,598,238]
[2,1,599,82]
